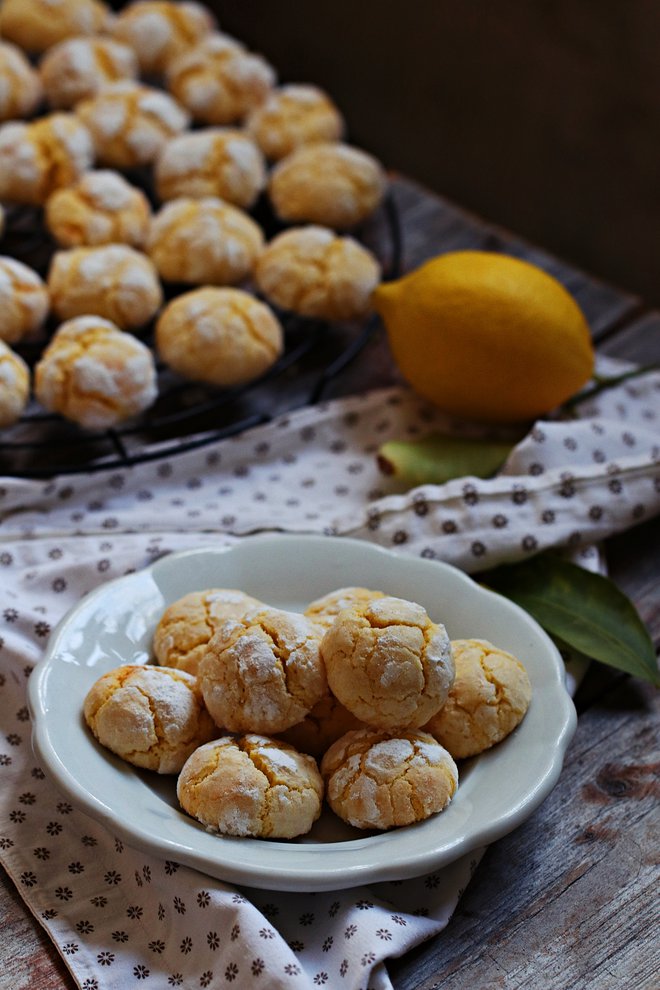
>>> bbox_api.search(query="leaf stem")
[557,363,659,415]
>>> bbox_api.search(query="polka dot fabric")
[0,355,658,989]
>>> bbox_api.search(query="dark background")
[210,0,659,306]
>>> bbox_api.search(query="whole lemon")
[372,250,595,423]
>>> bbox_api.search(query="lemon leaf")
[377,433,514,484]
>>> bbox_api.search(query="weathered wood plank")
[0,869,73,990]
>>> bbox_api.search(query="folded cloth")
[1,357,658,989]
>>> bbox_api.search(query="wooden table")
[1,177,658,989]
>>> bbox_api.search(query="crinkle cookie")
[110,1,217,76]
[39,37,138,111]
[0,340,30,427]
[0,41,43,122]
[76,81,190,169]
[83,664,216,774]
[0,257,49,344]
[177,734,324,839]
[155,286,283,387]
[424,639,533,759]
[0,113,94,206]
[246,83,345,161]
[321,596,455,731]
[0,0,110,55]
[34,316,158,429]
[255,225,382,321]
[166,33,275,126]
[276,691,365,760]
[147,197,264,285]
[153,588,263,676]
[198,605,327,734]
[45,170,152,249]
[321,728,458,830]
[48,244,163,329]
[269,142,388,230]
[155,128,266,209]
[304,586,385,631]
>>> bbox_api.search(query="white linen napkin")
[1,358,658,990]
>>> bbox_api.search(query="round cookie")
[0,0,110,55]
[155,286,283,387]
[269,142,388,230]
[39,37,138,111]
[0,41,43,122]
[83,664,216,774]
[276,691,365,761]
[48,244,163,330]
[155,128,266,209]
[76,81,190,169]
[147,197,264,285]
[246,83,345,161]
[321,595,455,731]
[0,257,49,344]
[255,225,382,321]
[166,33,276,126]
[34,315,158,429]
[177,734,324,839]
[304,586,385,631]
[110,1,217,76]
[153,588,263,676]
[45,171,152,249]
[424,638,533,759]
[0,341,30,427]
[0,114,94,206]
[321,727,458,830]
[198,605,327,734]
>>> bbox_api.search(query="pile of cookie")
[83,586,533,839]
[0,0,387,430]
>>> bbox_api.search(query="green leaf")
[484,553,659,685]
[377,433,514,485]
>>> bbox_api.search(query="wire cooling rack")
[0,192,402,478]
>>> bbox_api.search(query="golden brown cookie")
[0,340,30,427]
[166,33,275,126]
[83,664,216,774]
[424,638,533,759]
[304,586,385,631]
[198,605,327,734]
[45,171,152,249]
[0,0,110,55]
[321,727,458,830]
[155,286,283,387]
[48,244,163,329]
[0,114,94,206]
[269,142,387,230]
[321,596,455,731]
[177,734,324,838]
[276,691,365,760]
[34,316,158,429]
[0,257,49,344]
[147,197,264,285]
[39,37,138,111]
[110,1,217,76]
[255,225,382,321]
[153,588,263,676]
[246,83,345,161]
[0,41,43,122]
[154,128,266,209]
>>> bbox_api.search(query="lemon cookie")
[0,41,43,122]
[166,33,275,126]
[424,639,533,759]
[255,226,381,321]
[321,727,458,830]
[39,37,138,111]
[34,316,158,429]
[84,664,216,774]
[155,128,266,209]
[0,114,93,206]
[155,286,283,387]
[304,586,385,631]
[321,596,454,731]
[277,692,364,760]
[45,170,152,249]
[198,605,327,734]
[177,734,324,839]
[147,197,264,285]
[76,81,190,169]
[153,588,263,676]
[110,1,217,76]
[0,0,110,55]
[270,142,387,230]
[0,257,49,344]
[0,341,30,427]
[48,244,163,329]
[246,83,345,161]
